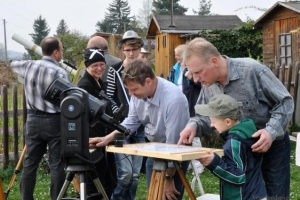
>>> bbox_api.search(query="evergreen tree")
[193,0,212,16]
[29,15,50,60]
[152,0,187,15]
[56,19,69,35]
[95,0,133,34]
[29,15,50,45]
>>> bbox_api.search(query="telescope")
[44,77,130,164]
[12,33,77,76]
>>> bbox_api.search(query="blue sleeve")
[206,139,246,185]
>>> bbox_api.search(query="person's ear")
[225,118,232,126]
[145,77,151,85]
[211,56,218,65]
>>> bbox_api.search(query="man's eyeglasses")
[121,71,136,79]
[123,48,140,53]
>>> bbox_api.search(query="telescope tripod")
[57,164,109,200]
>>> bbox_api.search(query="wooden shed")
[146,14,242,77]
[254,1,300,66]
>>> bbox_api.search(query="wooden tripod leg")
[0,176,5,200]
[147,159,167,200]
[72,173,80,193]
[5,145,27,199]
[173,161,196,200]
[147,170,157,200]
[157,170,166,198]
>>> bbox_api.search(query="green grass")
[1,141,300,199]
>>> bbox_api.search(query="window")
[163,35,167,48]
[279,34,292,65]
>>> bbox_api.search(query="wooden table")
[107,142,223,200]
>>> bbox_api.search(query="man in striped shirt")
[105,30,145,200]
[10,37,69,200]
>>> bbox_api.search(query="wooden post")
[286,63,293,92]
[12,84,18,165]
[2,85,9,169]
[293,62,299,124]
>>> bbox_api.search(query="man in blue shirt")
[89,58,190,200]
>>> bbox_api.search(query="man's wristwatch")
[165,174,174,180]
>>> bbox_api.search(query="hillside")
[8,50,23,60]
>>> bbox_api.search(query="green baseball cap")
[195,94,241,119]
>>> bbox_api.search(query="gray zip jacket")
[189,56,294,141]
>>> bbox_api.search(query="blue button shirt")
[121,77,190,145]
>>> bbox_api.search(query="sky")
[0,0,279,53]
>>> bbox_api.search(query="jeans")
[20,114,65,200]
[262,132,290,199]
[112,131,145,200]
[146,157,189,200]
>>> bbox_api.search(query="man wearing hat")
[77,48,117,199]
[195,94,267,200]
[106,30,145,200]
[138,47,150,62]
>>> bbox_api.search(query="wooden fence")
[0,84,26,169]
[269,62,299,124]
[0,62,299,169]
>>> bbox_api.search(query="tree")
[198,19,262,60]
[95,0,133,34]
[129,17,145,37]
[56,19,69,35]
[152,0,188,15]
[29,15,50,45]
[28,15,50,60]
[136,0,153,36]
[58,30,89,67]
[193,0,212,16]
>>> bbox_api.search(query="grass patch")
[1,141,300,199]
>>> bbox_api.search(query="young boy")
[195,94,267,200]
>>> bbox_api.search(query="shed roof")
[255,1,300,27]
[146,14,242,39]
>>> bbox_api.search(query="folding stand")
[57,165,108,200]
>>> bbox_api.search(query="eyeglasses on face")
[90,63,105,69]
[123,48,140,53]
[121,71,136,79]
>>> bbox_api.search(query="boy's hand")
[198,150,214,166]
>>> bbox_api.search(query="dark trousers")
[20,114,65,200]
[262,132,290,199]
